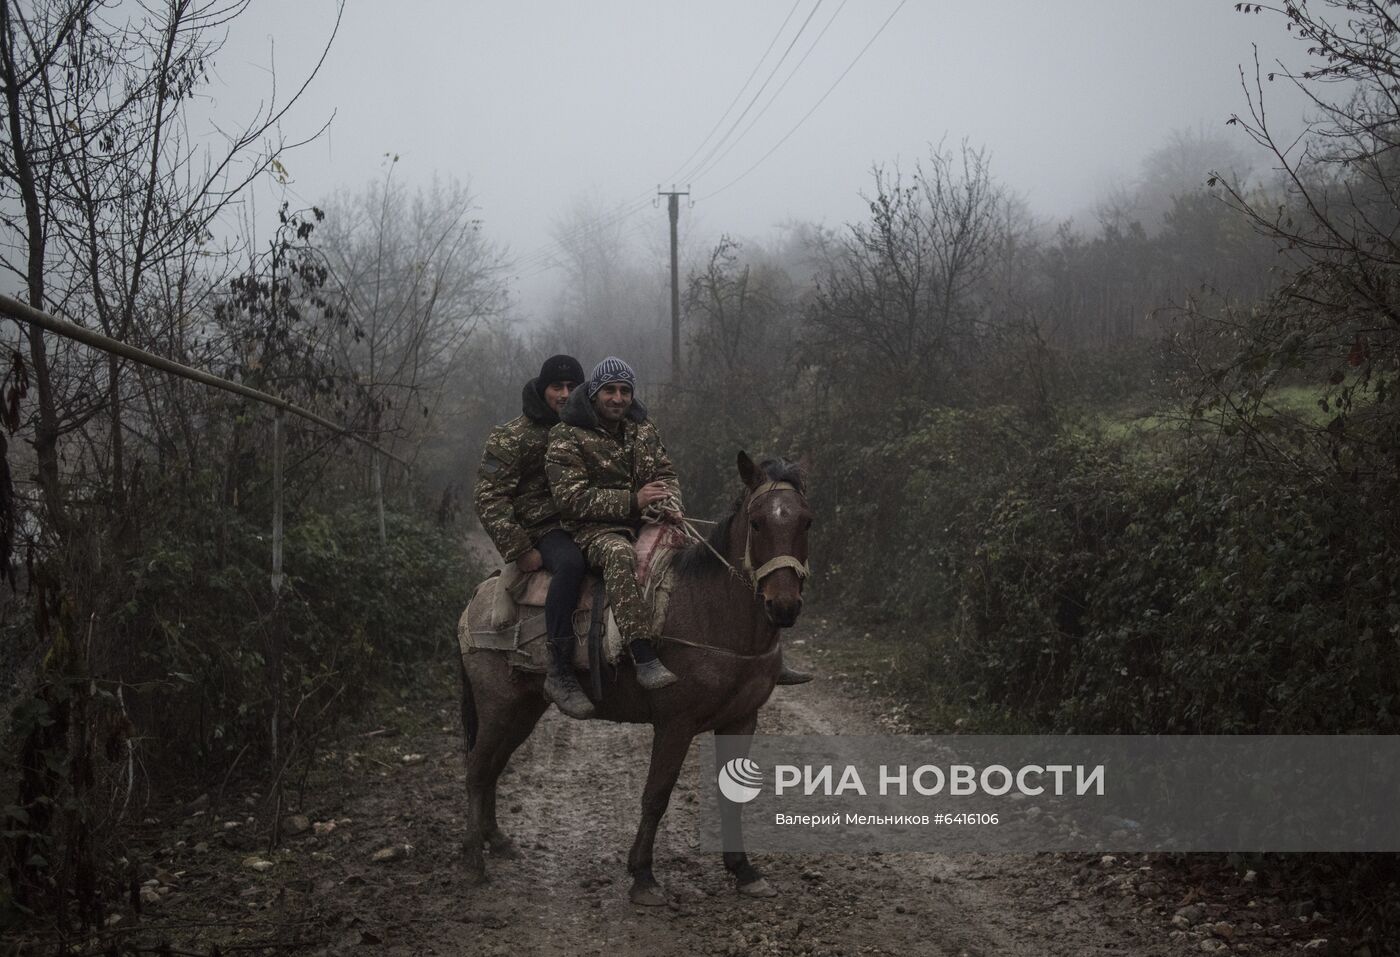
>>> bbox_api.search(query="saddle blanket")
[457,524,686,673]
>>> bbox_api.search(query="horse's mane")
[674,458,806,580]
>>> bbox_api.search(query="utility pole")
[657,186,689,388]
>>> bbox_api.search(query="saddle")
[457,525,684,675]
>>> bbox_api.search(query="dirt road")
[276,665,1175,957]
[79,624,1334,957]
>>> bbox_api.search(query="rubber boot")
[543,636,595,719]
[629,639,678,690]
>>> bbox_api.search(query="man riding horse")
[474,354,596,718]
[546,356,812,695]
[546,356,684,690]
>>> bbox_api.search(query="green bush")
[931,429,1400,733]
[800,405,1031,625]
[112,499,470,777]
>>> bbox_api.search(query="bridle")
[739,480,811,594]
[659,479,812,661]
[675,479,811,595]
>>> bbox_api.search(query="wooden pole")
[269,408,285,767]
[372,450,386,546]
[669,191,681,385]
[0,293,409,466]
[271,409,285,596]
[657,188,689,386]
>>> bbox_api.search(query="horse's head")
[737,451,812,628]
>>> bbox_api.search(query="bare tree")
[542,197,670,383]
[805,140,1027,406]
[1186,1,1400,484]
[0,0,338,920]
[1097,125,1255,236]
[684,235,794,383]
[318,166,509,471]
[1,0,339,527]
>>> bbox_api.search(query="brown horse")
[457,452,812,904]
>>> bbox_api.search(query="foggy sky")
[210,1,1313,318]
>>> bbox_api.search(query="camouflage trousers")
[584,533,653,644]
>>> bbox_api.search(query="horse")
[457,451,812,905]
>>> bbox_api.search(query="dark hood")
[560,384,649,429]
[521,378,559,425]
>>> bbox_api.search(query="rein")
[677,516,745,582]
[661,632,783,661]
[647,479,811,662]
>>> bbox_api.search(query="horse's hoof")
[462,845,488,885]
[628,880,668,907]
[737,876,777,898]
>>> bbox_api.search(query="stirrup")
[633,657,678,691]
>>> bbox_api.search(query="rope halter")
[740,480,811,595]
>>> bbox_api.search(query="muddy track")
[236,650,1192,957]
[408,673,1177,957]
[63,629,1313,957]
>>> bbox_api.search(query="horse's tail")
[458,654,479,753]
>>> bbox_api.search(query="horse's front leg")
[627,721,694,906]
[714,712,776,898]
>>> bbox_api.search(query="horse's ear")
[737,450,760,489]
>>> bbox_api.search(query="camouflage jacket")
[545,388,682,548]
[474,380,564,562]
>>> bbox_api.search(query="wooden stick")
[0,293,408,466]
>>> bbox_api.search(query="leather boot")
[629,639,678,690]
[543,636,595,719]
[776,662,814,685]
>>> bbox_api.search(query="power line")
[657,0,804,188]
[676,0,826,188]
[699,0,910,202]
[686,0,850,187]
[505,0,833,286]
[508,2,821,279]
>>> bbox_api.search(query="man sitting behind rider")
[546,357,682,690]
[474,354,597,718]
